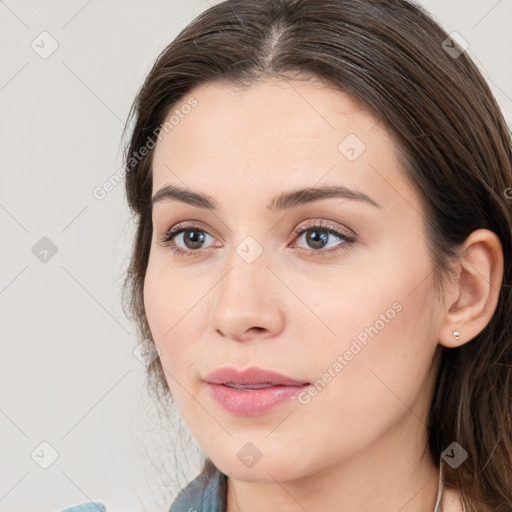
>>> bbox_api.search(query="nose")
[209,248,286,343]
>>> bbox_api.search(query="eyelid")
[290,219,356,240]
[162,218,355,239]
[161,220,221,242]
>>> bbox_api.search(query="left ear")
[438,229,504,348]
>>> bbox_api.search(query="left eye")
[293,226,351,251]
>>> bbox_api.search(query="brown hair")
[122,0,512,509]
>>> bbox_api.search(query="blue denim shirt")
[58,459,226,512]
[59,503,106,512]
[168,458,227,511]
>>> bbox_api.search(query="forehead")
[154,77,380,162]
[151,77,416,216]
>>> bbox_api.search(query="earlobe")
[438,229,504,349]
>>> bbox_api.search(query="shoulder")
[57,503,106,512]
[168,458,227,512]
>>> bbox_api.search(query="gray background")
[1,1,511,511]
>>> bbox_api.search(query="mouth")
[203,366,311,416]
[223,382,276,390]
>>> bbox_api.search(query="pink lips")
[204,367,310,416]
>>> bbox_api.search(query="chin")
[209,447,310,483]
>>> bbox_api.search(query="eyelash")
[158,220,357,258]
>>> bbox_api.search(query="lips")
[203,366,310,387]
[203,367,311,416]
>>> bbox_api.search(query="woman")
[61,0,512,510]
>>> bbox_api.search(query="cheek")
[298,246,442,430]
[143,261,212,383]
[291,234,437,350]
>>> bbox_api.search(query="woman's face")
[144,77,444,482]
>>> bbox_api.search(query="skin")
[144,77,503,511]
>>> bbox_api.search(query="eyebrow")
[151,184,380,211]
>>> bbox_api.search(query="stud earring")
[452,330,460,341]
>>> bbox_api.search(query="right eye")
[158,223,220,257]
